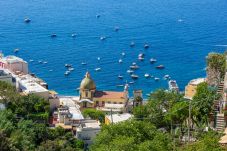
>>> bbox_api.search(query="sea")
[0,0,227,97]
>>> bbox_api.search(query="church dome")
[80,72,96,90]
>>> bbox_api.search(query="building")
[105,113,133,125]
[76,120,101,145]
[0,70,14,84]
[78,72,129,112]
[185,78,206,99]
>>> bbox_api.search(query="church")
[77,72,129,112]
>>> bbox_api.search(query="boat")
[71,33,77,37]
[29,59,34,62]
[168,80,179,92]
[14,48,19,53]
[65,64,72,68]
[119,59,123,63]
[81,62,87,65]
[49,69,53,72]
[144,44,149,49]
[127,70,134,74]
[130,65,139,70]
[96,14,100,18]
[51,34,57,38]
[156,65,165,69]
[132,62,137,66]
[131,74,139,79]
[100,36,106,40]
[138,57,144,61]
[24,18,31,23]
[144,73,150,78]
[164,75,170,80]
[154,77,160,81]
[38,60,42,63]
[68,67,74,71]
[118,75,123,79]
[64,71,70,76]
[130,42,135,47]
[129,81,135,84]
[114,27,119,32]
[43,61,48,64]
[138,53,145,58]
[95,68,101,71]
[97,57,101,61]
[121,52,125,56]
[150,58,157,63]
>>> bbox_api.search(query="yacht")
[150,58,157,64]
[43,61,48,64]
[164,75,170,80]
[68,67,74,71]
[95,68,101,71]
[168,80,179,92]
[14,48,19,53]
[24,18,31,23]
[144,73,150,78]
[131,74,139,79]
[138,53,145,58]
[144,44,149,49]
[130,42,135,47]
[65,64,72,68]
[156,65,165,69]
[154,77,160,81]
[64,71,70,76]
[100,36,106,40]
[119,59,123,63]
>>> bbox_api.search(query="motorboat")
[121,52,125,56]
[81,62,87,65]
[68,67,74,71]
[138,57,144,61]
[96,14,100,18]
[130,65,139,70]
[150,58,157,64]
[130,42,135,47]
[49,69,53,72]
[144,44,149,49]
[129,81,135,84]
[168,80,179,92]
[71,33,77,37]
[164,75,170,80]
[156,65,165,69]
[65,64,72,68]
[43,61,48,64]
[132,62,137,66]
[24,18,31,23]
[154,77,160,81]
[138,53,145,58]
[131,74,139,79]
[51,34,57,38]
[144,73,150,78]
[95,68,101,71]
[100,36,106,40]
[14,48,19,53]
[127,70,134,74]
[29,59,34,62]
[118,75,123,79]
[38,60,42,63]
[97,57,101,61]
[119,59,123,63]
[64,71,70,76]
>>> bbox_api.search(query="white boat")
[97,57,101,61]
[81,62,87,65]
[100,36,106,40]
[121,52,125,56]
[71,33,77,37]
[144,73,150,78]
[38,60,42,63]
[65,64,72,68]
[144,44,149,49]
[138,57,144,61]
[130,42,135,47]
[154,77,160,81]
[138,53,145,58]
[64,71,70,76]
[68,67,74,71]
[132,62,137,66]
[150,58,157,63]
[127,70,134,74]
[119,59,123,63]
[43,61,48,64]
[29,59,34,62]
[131,74,139,79]
[24,18,31,23]
[156,65,165,69]
[168,80,179,92]
[95,68,101,71]
[49,69,53,72]
[118,75,123,79]
[14,48,19,53]
[129,81,134,84]
[130,65,139,70]
[164,75,170,80]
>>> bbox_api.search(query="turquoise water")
[0,0,227,96]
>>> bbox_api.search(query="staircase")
[216,113,225,131]
[213,81,224,112]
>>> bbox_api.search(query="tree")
[0,110,15,135]
[192,82,218,127]
[0,130,11,151]
[82,108,105,123]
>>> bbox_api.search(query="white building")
[105,113,133,125]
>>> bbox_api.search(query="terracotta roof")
[94,91,125,99]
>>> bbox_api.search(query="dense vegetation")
[82,108,105,123]
[0,81,84,151]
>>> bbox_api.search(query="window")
[85,91,88,97]
[96,101,99,106]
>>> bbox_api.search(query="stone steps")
[216,114,225,131]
